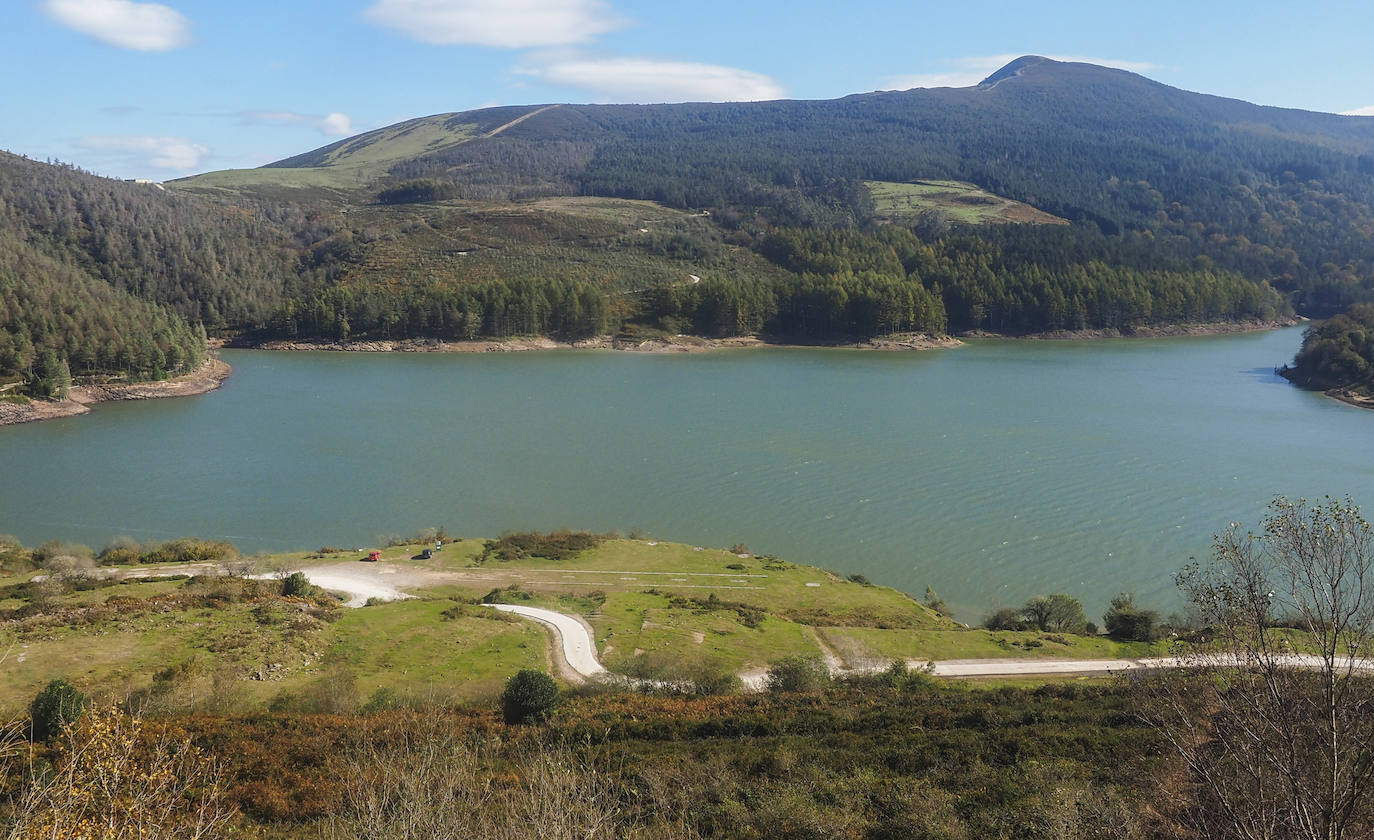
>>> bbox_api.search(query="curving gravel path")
[484,603,607,678]
[230,563,1374,686]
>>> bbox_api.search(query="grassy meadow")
[866,178,1069,225]
[0,531,1177,716]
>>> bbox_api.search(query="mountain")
[7,57,1374,394]
[177,56,1374,315]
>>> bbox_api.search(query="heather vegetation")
[2,499,1372,838]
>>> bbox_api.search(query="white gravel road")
[250,564,413,608]
[485,603,608,678]
[237,562,1373,686]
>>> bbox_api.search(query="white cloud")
[77,135,209,170]
[1340,106,1374,117]
[319,112,356,136]
[884,54,1158,90]
[523,56,785,103]
[239,110,357,136]
[364,0,623,48]
[43,0,191,51]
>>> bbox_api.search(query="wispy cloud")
[884,54,1158,90]
[364,0,624,48]
[1341,106,1374,117]
[239,110,357,136]
[521,55,785,103]
[77,135,208,170]
[43,0,191,51]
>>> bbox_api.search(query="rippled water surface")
[4,328,1371,618]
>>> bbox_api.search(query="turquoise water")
[3,327,1371,619]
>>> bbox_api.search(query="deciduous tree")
[1141,496,1374,840]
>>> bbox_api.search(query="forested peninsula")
[1280,302,1374,407]
[5,56,1374,407]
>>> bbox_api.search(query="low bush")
[501,670,559,724]
[481,530,609,563]
[98,536,143,566]
[1021,593,1088,634]
[1102,593,1162,642]
[281,571,321,598]
[765,655,830,693]
[139,538,237,566]
[29,678,86,741]
[983,606,1024,631]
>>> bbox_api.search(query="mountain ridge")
[6,56,1374,396]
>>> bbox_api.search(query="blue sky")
[5,0,1373,180]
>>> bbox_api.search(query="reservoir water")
[3,327,1372,619]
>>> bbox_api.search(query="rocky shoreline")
[0,358,231,427]
[239,332,964,354]
[0,319,1300,426]
[978,317,1302,341]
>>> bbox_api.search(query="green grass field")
[866,179,1069,225]
[0,534,1168,714]
[170,114,481,201]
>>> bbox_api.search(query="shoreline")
[961,317,1301,341]
[0,357,232,427]
[1326,388,1374,411]
[0,318,1302,426]
[234,332,964,354]
[234,318,1298,355]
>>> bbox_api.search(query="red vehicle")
[363,550,381,562]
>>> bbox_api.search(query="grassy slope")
[0,537,1169,714]
[170,115,481,201]
[866,179,1070,225]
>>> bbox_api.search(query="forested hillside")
[0,153,321,394]
[8,56,1374,396]
[342,56,1374,317]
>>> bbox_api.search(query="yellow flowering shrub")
[8,706,231,840]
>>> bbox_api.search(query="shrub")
[983,607,1023,630]
[482,530,609,563]
[0,535,34,574]
[281,571,321,598]
[765,655,830,693]
[29,679,86,741]
[33,540,93,567]
[11,706,231,839]
[622,655,741,696]
[688,664,742,696]
[98,536,143,566]
[139,538,237,566]
[1021,593,1088,634]
[924,586,953,618]
[1102,593,1162,641]
[502,670,560,724]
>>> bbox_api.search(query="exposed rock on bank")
[0,358,231,426]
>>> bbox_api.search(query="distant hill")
[8,57,1374,395]
[178,56,1374,316]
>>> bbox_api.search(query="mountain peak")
[978,55,1053,87]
